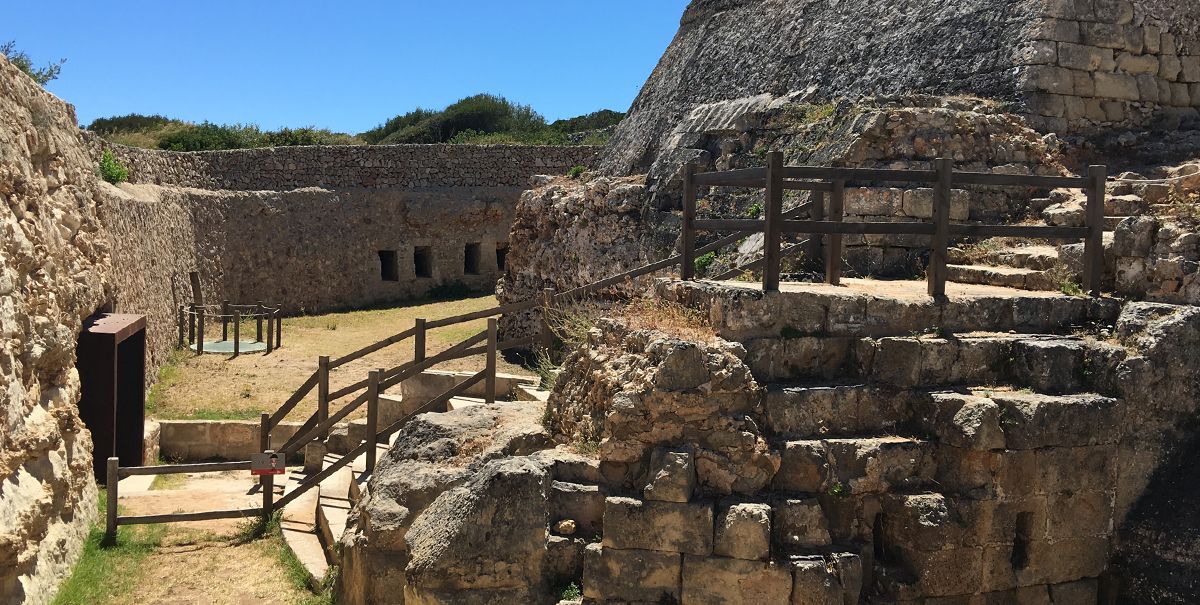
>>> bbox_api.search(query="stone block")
[582,544,680,603]
[1014,40,1058,65]
[551,481,605,536]
[714,502,772,561]
[1093,72,1140,100]
[1072,71,1095,96]
[790,557,843,605]
[823,437,933,494]
[1049,578,1099,604]
[1057,43,1114,71]
[1030,18,1080,43]
[1136,74,1160,103]
[905,547,985,596]
[1045,490,1113,539]
[1020,65,1075,95]
[644,447,695,503]
[919,392,1005,450]
[773,498,831,549]
[1160,55,1183,81]
[775,440,829,493]
[1170,82,1191,106]
[546,535,586,583]
[988,392,1121,449]
[1116,52,1159,76]
[682,555,793,604]
[1082,23,1125,49]
[1183,56,1200,83]
[603,497,713,555]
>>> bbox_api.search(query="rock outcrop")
[0,56,108,604]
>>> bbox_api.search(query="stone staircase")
[945,184,1153,292]
[278,380,551,588]
[603,279,1133,602]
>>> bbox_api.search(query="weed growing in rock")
[567,165,586,179]
[98,149,129,184]
[559,581,583,600]
[1,41,65,85]
[694,251,717,274]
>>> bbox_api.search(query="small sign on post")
[250,451,286,476]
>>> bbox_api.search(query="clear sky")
[4,0,690,133]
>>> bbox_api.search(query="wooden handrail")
[268,371,319,427]
[119,461,252,477]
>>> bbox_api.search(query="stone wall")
[0,57,106,605]
[599,0,1200,178]
[88,136,596,191]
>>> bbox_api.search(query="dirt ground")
[114,473,313,605]
[150,294,529,421]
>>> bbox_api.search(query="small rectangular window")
[378,250,399,281]
[496,243,509,272]
[414,246,433,278]
[464,243,481,275]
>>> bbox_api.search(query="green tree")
[1,41,65,85]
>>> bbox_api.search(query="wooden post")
[540,288,555,350]
[928,158,953,298]
[681,163,698,281]
[265,311,275,353]
[808,191,825,272]
[259,413,270,457]
[763,151,784,292]
[275,311,282,348]
[256,301,264,342]
[826,180,845,285]
[177,306,185,348]
[261,451,275,520]
[105,457,119,541]
[414,318,427,362]
[365,370,380,474]
[188,303,196,345]
[233,310,241,357]
[317,356,330,440]
[485,318,498,403]
[196,307,206,355]
[221,300,230,341]
[1084,165,1107,297]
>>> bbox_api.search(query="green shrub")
[157,122,263,151]
[549,109,624,132]
[98,150,128,184]
[694,251,717,273]
[88,113,176,134]
[567,165,586,179]
[1,41,64,85]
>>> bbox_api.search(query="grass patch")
[149,473,186,491]
[232,513,334,605]
[559,581,583,600]
[144,348,187,417]
[52,490,166,605]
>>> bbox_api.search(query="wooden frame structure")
[682,152,1108,297]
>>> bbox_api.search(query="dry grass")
[150,295,527,422]
[618,298,715,342]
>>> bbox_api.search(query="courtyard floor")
[149,294,528,422]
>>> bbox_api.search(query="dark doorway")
[464,243,482,275]
[414,246,434,278]
[378,250,399,281]
[76,313,147,481]
[496,243,509,272]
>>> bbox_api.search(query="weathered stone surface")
[551,481,604,537]
[681,555,793,604]
[582,544,680,603]
[714,502,772,561]
[603,496,714,556]
[789,557,845,605]
[644,447,696,503]
[773,499,831,550]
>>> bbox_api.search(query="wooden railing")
[682,152,1108,297]
[179,300,284,355]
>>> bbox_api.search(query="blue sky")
[4,1,689,132]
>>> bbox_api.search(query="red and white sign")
[251,452,286,476]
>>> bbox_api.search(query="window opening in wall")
[378,250,399,281]
[496,242,509,272]
[414,246,434,278]
[1011,512,1033,570]
[464,243,482,275]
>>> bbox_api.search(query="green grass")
[234,513,334,605]
[144,349,187,417]
[52,490,166,605]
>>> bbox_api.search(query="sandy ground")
[152,294,530,421]
[113,473,312,605]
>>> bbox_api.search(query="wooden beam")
[826,179,845,285]
[681,164,697,280]
[1084,165,1107,296]
[763,151,784,292]
[929,158,953,298]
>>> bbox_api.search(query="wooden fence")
[682,152,1108,297]
[179,300,284,355]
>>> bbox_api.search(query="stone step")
[948,244,1060,271]
[749,333,1124,395]
[774,436,934,495]
[918,388,1122,451]
[278,467,328,589]
[764,384,916,439]
[316,454,354,561]
[946,264,1057,292]
[514,383,552,402]
[446,396,487,411]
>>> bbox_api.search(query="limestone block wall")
[86,136,597,192]
[1021,0,1200,131]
